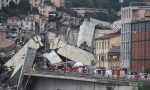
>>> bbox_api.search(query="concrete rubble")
[51,38,95,65]
[77,18,111,47]
[0,13,122,89]
[43,51,62,64]
[4,36,43,78]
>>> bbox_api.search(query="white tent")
[73,62,84,67]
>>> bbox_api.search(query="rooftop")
[130,1,150,7]
[9,16,19,19]
[95,32,120,40]
[0,39,15,49]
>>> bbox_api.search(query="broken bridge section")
[4,36,43,78]
[17,48,37,90]
[51,38,95,65]
[77,18,111,47]
[23,72,138,90]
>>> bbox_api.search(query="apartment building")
[131,20,150,72]
[51,0,65,7]
[38,4,56,17]
[95,32,120,69]
[17,16,35,32]
[39,16,48,31]
[6,16,20,40]
[121,2,150,70]
[29,0,43,7]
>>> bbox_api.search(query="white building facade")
[121,6,135,69]
[95,39,110,69]
[38,4,56,17]
[94,29,112,38]
[17,17,35,33]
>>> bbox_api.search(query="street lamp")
[65,27,70,77]
[102,39,104,68]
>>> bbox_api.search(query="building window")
[21,22,23,27]
[108,41,109,49]
[146,22,150,31]
[102,41,103,49]
[105,41,106,49]
[12,19,14,22]
[98,41,100,49]
[99,41,101,49]
[141,22,145,31]
[132,23,135,32]
[31,23,34,26]
[96,41,98,49]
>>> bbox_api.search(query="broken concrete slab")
[4,36,43,78]
[77,18,111,47]
[43,51,62,64]
[51,38,95,65]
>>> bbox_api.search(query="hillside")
[66,0,121,11]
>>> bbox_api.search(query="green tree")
[57,7,79,17]
[1,4,19,17]
[30,7,39,14]
[18,0,31,15]
[67,0,121,11]
[9,0,17,9]
[139,83,150,90]
[85,11,118,22]
[68,0,93,7]
[144,68,150,73]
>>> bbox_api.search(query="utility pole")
[65,26,70,77]
[103,39,104,68]
[119,0,124,71]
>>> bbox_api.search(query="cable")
[22,72,31,90]
[22,64,36,90]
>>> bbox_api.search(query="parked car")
[127,72,139,80]
[139,73,148,80]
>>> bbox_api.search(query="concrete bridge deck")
[24,70,150,86]
[22,70,150,90]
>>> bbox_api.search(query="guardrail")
[26,69,128,81]
[25,69,150,82]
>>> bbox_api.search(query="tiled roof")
[95,32,120,40]
[40,15,48,18]
[0,39,15,49]
[63,13,70,16]
[9,16,19,19]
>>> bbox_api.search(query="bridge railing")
[25,68,127,81]
[25,68,150,82]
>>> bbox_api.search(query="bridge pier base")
[23,76,138,90]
